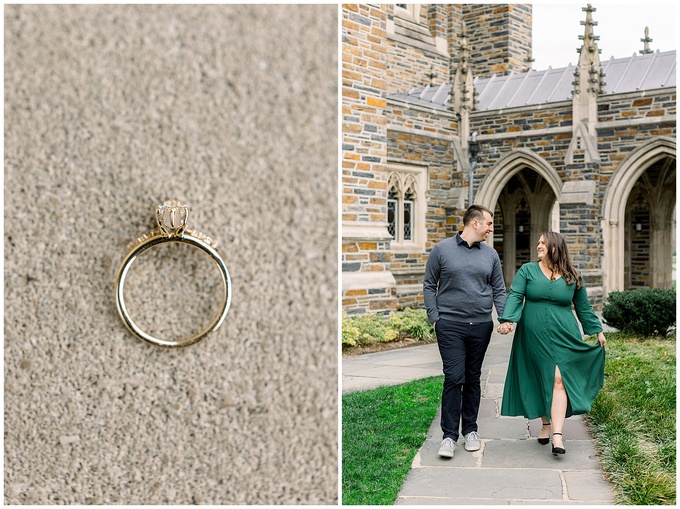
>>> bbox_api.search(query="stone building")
[342,3,676,315]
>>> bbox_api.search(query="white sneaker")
[464,431,481,451]
[438,437,455,458]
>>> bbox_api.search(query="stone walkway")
[343,329,616,505]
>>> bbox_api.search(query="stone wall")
[342,4,395,315]
[464,4,533,79]
[386,5,450,94]
[386,101,457,309]
[342,4,388,223]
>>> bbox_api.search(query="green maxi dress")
[499,262,605,419]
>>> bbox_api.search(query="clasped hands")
[497,322,514,335]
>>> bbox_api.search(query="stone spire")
[566,4,604,164]
[640,26,653,54]
[452,22,475,150]
[451,22,474,116]
[574,5,605,108]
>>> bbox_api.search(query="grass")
[343,333,676,505]
[342,376,443,505]
[586,333,676,505]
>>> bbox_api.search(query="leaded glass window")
[387,171,423,246]
[387,193,397,239]
[403,189,414,241]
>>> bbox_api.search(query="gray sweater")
[423,233,507,324]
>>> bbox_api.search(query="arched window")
[387,188,398,239]
[403,191,413,241]
[403,178,416,242]
[387,165,428,250]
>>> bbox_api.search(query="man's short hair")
[463,204,494,226]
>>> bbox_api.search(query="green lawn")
[343,334,676,505]
[342,376,443,505]
[586,333,676,504]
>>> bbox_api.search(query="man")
[423,204,513,458]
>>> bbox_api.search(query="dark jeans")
[435,319,493,441]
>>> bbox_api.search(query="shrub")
[387,308,434,341]
[602,289,676,336]
[342,314,397,349]
[341,317,362,348]
[342,308,435,349]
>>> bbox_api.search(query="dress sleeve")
[490,251,507,318]
[572,283,603,336]
[498,264,527,323]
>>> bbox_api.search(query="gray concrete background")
[5,5,338,504]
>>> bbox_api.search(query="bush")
[602,289,676,336]
[387,308,434,341]
[342,308,434,349]
[342,314,397,348]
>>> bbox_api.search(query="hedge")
[602,289,676,336]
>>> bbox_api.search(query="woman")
[497,232,606,455]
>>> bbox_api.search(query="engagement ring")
[114,201,232,348]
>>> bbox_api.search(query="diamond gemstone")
[156,201,189,237]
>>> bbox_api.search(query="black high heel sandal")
[537,422,551,445]
[552,432,566,455]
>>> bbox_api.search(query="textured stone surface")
[4,5,338,504]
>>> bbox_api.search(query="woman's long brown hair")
[540,231,583,289]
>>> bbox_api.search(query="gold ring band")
[114,202,231,348]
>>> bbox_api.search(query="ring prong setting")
[156,201,189,237]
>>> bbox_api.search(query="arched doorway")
[476,150,562,285]
[602,137,676,293]
[624,156,676,288]
[494,169,558,284]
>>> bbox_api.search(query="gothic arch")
[476,149,563,209]
[387,173,401,194]
[404,174,418,198]
[601,136,677,293]
[476,149,563,245]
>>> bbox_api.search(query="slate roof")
[386,49,676,111]
[387,81,453,111]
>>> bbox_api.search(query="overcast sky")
[532,3,677,70]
